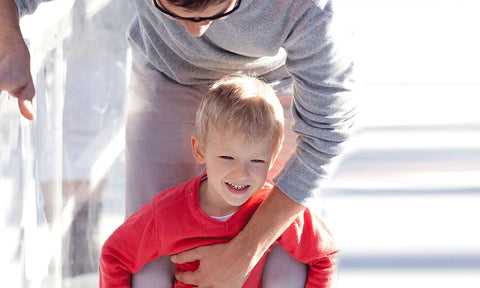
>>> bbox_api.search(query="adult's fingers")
[16,80,36,120]
[171,247,201,265]
[173,270,201,287]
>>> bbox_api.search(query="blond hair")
[195,74,284,149]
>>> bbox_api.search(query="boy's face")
[192,129,278,216]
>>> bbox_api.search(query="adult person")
[1,0,356,287]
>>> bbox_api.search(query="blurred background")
[1,0,479,287]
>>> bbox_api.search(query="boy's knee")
[262,245,307,288]
[131,256,175,288]
[263,272,307,288]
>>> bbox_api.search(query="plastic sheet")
[1,1,134,286]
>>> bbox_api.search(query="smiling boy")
[99,75,338,288]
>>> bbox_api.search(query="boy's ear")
[191,135,206,164]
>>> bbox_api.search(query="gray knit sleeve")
[273,1,357,207]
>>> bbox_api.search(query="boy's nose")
[180,20,213,37]
[233,162,250,179]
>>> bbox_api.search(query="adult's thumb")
[17,82,35,120]
[171,248,200,264]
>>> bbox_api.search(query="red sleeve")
[99,203,163,288]
[277,210,338,288]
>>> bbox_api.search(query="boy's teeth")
[227,182,249,190]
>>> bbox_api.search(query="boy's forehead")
[209,127,277,149]
[210,127,247,142]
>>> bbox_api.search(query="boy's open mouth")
[226,182,250,191]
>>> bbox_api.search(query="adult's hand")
[171,186,305,287]
[171,241,254,288]
[0,0,36,120]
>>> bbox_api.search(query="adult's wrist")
[0,0,20,29]
[229,185,305,265]
[0,0,24,51]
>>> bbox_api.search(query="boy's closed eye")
[219,155,234,160]
[218,156,266,163]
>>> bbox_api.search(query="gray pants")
[126,63,306,287]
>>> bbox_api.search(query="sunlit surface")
[327,1,480,287]
[1,0,479,287]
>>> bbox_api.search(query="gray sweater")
[14,0,356,206]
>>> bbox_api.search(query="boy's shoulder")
[243,182,273,208]
[252,182,273,200]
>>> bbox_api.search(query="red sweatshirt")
[100,175,338,288]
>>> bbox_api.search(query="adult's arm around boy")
[0,0,35,120]
[171,185,305,288]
